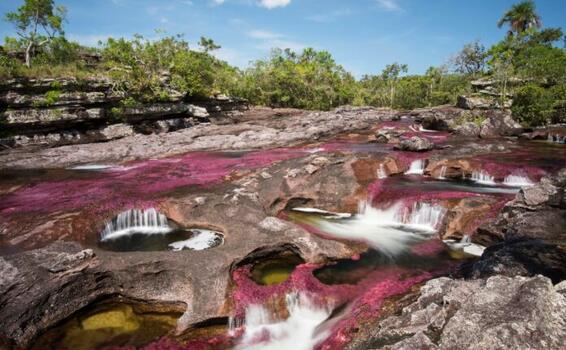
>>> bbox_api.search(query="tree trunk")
[25,42,33,68]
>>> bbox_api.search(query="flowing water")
[1,122,564,350]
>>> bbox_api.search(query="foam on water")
[503,174,534,187]
[471,170,496,186]
[405,159,426,175]
[377,164,388,179]
[232,293,332,350]
[168,229,223,251]
[100,208,172,241]
[437,166,447,180]
[315,201,446,256]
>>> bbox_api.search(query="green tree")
[497,0,541,36]
[5,0,66,68]
[511,83,552,126]
[452,41,486,76]
[381,63,408,107]
[199,36,220,53]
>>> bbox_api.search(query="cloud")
[306,9,353,23]
[259,0,291,9]
[68,34,117,47]
[375,0,402,12]
[247,29,308,52]
[211,0,225,5]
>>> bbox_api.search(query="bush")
[511,84,553,126]
[549,83,566,123]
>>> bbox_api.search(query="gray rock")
[366,275,566,350]
[457,95,492,110]
[97,123,135,141]
[1,107,104,126]
[394,136,434,152]
[454,122,481,137]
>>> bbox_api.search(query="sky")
[0,0,565,77]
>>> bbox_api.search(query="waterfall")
[548,134,565,143]
[377,164,387,179]
[405,159,425,175]
[100,208,172,241]
[314,201,446,256]
[503,174,534,187]
[398,202,446,233]
[437,166,447,180]
[471,170,495,186]
[232,293,332,350]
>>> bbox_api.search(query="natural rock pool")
[0,114,564,350]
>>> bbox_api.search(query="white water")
[405,159,426,175]
[100,208,172,241]
[471,170,496,186]
[70,164,114,171]
[232,293,333,350]
[315,201,446,256]
[503,174,534,187]
[548,134,565,143]
[437,165,447,180]
[443,235,486,257]
[292,207,352,219]
[168,229,223,251]
[397,202,446,233]
[377,164,388,179]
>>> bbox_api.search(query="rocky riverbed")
[0,100,565,350]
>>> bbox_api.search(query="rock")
[97,123,136,141]
[454,122,480,137]
[459,238,566,284]
[187,105,209,119]
[362,275,566,350]
[373,129,401,144]
[259,217,289,232]
[475,170,566,247]
[394,136,434,152]
[480,113,523,138]
[441,197,498,240]
[457,95,492,110]
[1,107,105,126]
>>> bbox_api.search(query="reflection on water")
[32,302,181,350]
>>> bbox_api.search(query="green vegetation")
[1,0,565,126]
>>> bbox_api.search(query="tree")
[5,0,66,68]
[452,41,486,76]
[498,0,541,36]
[199,36,220,53]
[381,63,408,107]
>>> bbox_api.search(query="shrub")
[511,84,553,126]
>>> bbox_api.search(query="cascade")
[398,202,446,233]
[437,166,447,180]
[232,293,332,350]
[100,208,172,241]
[503,174,534,187]
[168,229,224,251]
[405,159,426,175]
[377,164,388,179]
[471,170,496,185]
[314,201,446,256]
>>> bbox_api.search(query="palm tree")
[497,1,542,36]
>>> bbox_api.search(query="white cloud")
[247,29,308,52]
[375,0,402,12]
[259,0,291,9]
[68,34,117,47]
[211,0,225,5]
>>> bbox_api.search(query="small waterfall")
[405,159,425,175]
[314,201,446,256]
[437,166,447,180]
[100,208,172,241]
[503,174,534,187]
[471,170,496,185]
[398,202,446,233]
[548,134,565,143]
[233,293,332,350]
[377,164,388,179]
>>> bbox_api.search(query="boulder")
[358,275,566,350]
[1,107,104,127]
[460,238,566,284]
[97,123,136,141]
[480,113,523,138]
[394,136,434,152]
[457,95,492,110]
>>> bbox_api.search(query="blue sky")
[0,0,564,76]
